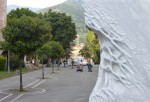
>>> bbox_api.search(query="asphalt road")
[0,65,99,102]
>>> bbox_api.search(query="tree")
[44,10,77,50]
[79,29,100,63]
[2,15,52,91]
[39,41,65,73]
[79,46,91,59]
[7,8,47,66]
[7,8,38,19]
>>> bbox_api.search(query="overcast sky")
[7,0,67,8]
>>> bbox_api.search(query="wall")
[0,0,7,54]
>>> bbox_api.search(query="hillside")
[7,5,41,13]
[38,0,87,43]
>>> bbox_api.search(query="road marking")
[25,88,46,95]
[9,94,24,102]
[48,74,54,78]
[32,80,46,88]
[0,94,12,102]
[45,74,50,77]
[24,79,40,88]
[0,72,56,102]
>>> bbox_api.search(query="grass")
[0,71,16,80]
[0,68,32,80]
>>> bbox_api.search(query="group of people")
[71,59,93,72]
[62,59,93,72]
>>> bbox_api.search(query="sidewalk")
[0,65,99,102]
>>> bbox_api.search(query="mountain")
[7,5,41,13]
[73,0,84,6]
[38,0,87,43]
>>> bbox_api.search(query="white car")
[73,57,87,66]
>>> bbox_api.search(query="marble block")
[84,0,150,102]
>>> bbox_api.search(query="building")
[0,0,7,55]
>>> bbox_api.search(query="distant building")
[0,0,7,55]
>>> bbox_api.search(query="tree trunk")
[42,57,44,79]
[19,55,24,92]
[52,58,54,73]
[34,51,37,66]
[57,59,60,71]
[47,58,51,67]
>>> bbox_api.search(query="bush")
[0,56,6,71]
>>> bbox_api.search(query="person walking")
[63,60,66,68]
[71,59,75,69]
[87,60,92,72]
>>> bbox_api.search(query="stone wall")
[0,0,7,54]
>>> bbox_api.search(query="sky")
[7,0,68,8]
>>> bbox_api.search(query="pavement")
[0,65,99,102]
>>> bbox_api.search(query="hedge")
[0,56,6,71]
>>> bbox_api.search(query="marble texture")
[84,0,150,102]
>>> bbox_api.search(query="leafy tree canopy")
[7,8,37,19]
[44,10,77,49]
[39,41,65,59]
[2,15,52,57]
[79,29,100,63]
[79,46,91,59]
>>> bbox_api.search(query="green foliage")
[39,0,87,37]
[79,46,91,59]
[2,15,52,56]
[39,41,65,59]
[0,71,16,80]
[79,29,101,63]
[7,8,37,19]
[44,10,77,49]
[0,56,6,71]
[10,55,24,71]
[0,68,31,80]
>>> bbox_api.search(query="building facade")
[0,0,7,54]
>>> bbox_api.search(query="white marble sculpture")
[84,0,150,102]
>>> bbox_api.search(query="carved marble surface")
[84,0,150,102]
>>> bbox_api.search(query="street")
[0,65,99,102]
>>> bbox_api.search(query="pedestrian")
[66,60,68,67]
[80,60,83,69]
[63,60,66,67]
[71,59,75,69]
[87,60,92,72]
[76,60,83,72]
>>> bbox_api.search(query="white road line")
[24,79,40,88]
[32,74,54,88]
[48,74,54,78]
[26,88,46,95]
[9,94,24,102]
[45,74,50,77]
[0,94,12,102]
[32,80,46,88]
[0,73,55,102]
